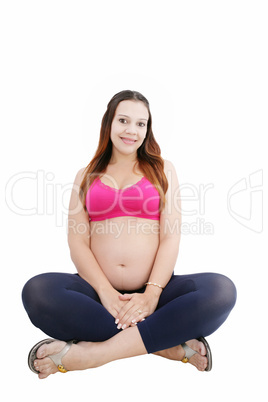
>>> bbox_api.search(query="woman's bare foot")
[154,339,208,371]
[34,340,97,379]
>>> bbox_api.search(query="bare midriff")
[90,216,160,291]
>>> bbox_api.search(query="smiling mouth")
[120,137,137,145]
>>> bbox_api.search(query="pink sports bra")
[85,176,160,221]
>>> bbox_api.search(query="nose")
[125,124,137,135]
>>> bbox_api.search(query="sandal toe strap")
[181,343,197,363]
[49,341,74,373]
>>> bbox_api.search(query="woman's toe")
[197,356,208,371]
[38,370,51,380]
[34,356,58,376]
[198,342,207,356]
[36,340,66,359]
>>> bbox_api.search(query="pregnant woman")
[22,90,236,379]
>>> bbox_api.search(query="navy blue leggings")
[22,272,236,354]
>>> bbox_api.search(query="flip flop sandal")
[28,338,76,374]
[181,337,212,372]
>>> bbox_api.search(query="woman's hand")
[98,287,128,319]
[115,291,160,330]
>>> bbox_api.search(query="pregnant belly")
[90,218,160,290]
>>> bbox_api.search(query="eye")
[138,122,146,127]
[119,118,127,124]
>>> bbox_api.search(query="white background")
[1,1,267,400]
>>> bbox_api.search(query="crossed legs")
[33,328,209,379]
[22,272,236,378]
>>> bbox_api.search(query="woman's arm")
[116,160,181,328]
[68,168,127,318]
[144,159,181,295]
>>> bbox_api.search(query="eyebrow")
[118,114,148,121]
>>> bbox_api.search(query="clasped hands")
[99,287,161,330]
[115,292,159,330]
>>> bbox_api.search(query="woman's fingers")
[118,294,132,301]
[131,314,146,325]
[116,305,137,329]
[115,295,135,320]
[115,294,133,324]
[115,293,151,329]
[116,306,147,329]
[131,317,146,327]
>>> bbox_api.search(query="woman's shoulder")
[73,167,86,185]
[163,159,176,173]
[163,159,179,186]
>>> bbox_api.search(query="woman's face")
[110,100,149,159]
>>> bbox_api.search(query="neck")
[110,149,138,165]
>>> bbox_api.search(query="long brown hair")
[79,90,168,210]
